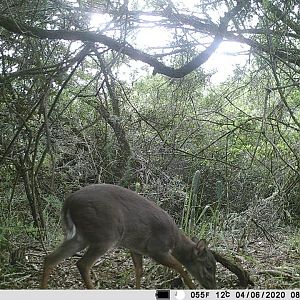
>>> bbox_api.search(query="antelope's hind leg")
[41,237,86,288]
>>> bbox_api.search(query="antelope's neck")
[172,230,194,267]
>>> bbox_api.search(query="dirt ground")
[1,227,299,290]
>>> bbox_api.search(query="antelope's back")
[64,184,178,253]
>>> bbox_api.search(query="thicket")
[0,0,299,289]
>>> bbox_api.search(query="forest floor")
[0,226,299,290]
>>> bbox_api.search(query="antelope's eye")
[206,266,213,272]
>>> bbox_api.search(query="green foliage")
[288,229,300,253]
[0,191,39,266]
[180,170,219,238]
[181,170,200,234]
[0,0,300,289]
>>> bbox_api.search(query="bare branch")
[0,5,241,78]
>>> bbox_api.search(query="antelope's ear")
[193,239,207,256]
[191,236,198,243]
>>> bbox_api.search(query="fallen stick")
[212,250,254,287]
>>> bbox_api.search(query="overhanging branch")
[0,14,227,78]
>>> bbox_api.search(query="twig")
[212,251,254,287]
[257,269,298,279]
